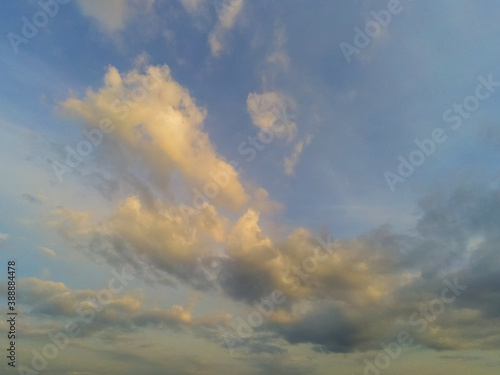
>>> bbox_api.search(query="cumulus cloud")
[50,64,500,356]
[178,0,245,57]
[250,188,284,214]
[213,0,243,29]
[37,182,500,354]
[222,184,500,353]
[284,135,312,176]
[43,197,227,289]
[60,64,249,211]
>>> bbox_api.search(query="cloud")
[247,92,297,142]
[250,188,284,214]
[266,23,290,69]
[43,197,228,289]
[40,247,57,257]
[44,207,93,240]
[60,64,249,211]
[283,135,312,176]
[33,181,500,355]
[208,0,244,56]
[266,301,360,353]
[0,233,8,245]
[51,65,500,355]
[208,33,224,57]
[223,183,500,353]
[214,0,243,29]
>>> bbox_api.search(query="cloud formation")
[15,277,230,341]
[42,62,500,360]
[60,65,249,211]
[42,181,500,354]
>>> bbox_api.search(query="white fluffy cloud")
[50,63,500,357]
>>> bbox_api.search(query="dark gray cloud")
[266,301,361,353]
[41,182,500,354]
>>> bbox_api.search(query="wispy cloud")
[40,246,57,257]
[208,0,244,56]
[284,134,312,176]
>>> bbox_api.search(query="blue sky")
[1,1,500,374]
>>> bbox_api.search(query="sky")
[1,0,500,374]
